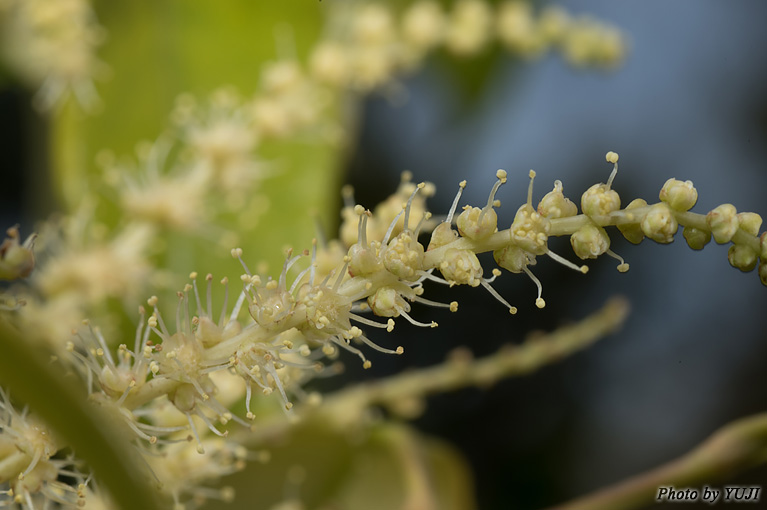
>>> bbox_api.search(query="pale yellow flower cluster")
[0,0,104,110]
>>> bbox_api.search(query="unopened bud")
[617,198,647,244]
[641,203,678,243]
[659,178,698,211]
[0,227,36,281]
[736,212,762,237]
[581,184,620,217]
[707,204,739,244]
[570,224,610,259]
[683,226,711,250]
[759,261,767,286]
[493,244,531,273]
[538,180,578,219]
[728,245,758,272]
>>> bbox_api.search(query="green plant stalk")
[230,297,630,446]
[547,413,767,510]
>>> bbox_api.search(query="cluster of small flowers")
[2,151,764,508]
[0,0,105,110]
[310,0,625,92]
[0,388,94,509]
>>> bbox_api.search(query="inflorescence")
[2,152,765,509]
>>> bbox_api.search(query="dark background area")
[2,1,766,509]
[340,1,767,509]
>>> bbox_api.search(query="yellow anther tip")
[606,151,619,163]
[535,298,546,309]
[354,204,365,215]
[459,180,467,188]
[363,360,372,369]
[496,169,507,180]
[509,307,518,315]
[189,271,198,279]
[580,265,589,274]
[617,263,630,273]
[528,169,536,179]
[395,346,404,355]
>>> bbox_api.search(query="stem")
[546,413,767,510]
[322,297,630,418]
[235,298,630,445]
[423,205,761,269]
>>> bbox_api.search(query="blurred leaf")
[208,420,475,510]
[0,318,164,510]
[51,0,341,275]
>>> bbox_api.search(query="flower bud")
[736,212,762,237]
[538,180,578,218]
[0,226,36,281]
[759,261,767,286]
[570,223,610,259]
[368,287,410,317]
[510,204,550,255]
[438,248,483,287]
[706,204,739,244]
[493,244,532,273]
[683,226,711,250]
[659,178,698,211]
[383,231,424,281]
[581,183,620,217]
[728,244,758,272]
[617,198,647,244]
[641,203,678,243]
[761,232,767,261]
[428,222,459,251]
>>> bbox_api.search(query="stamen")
[231,247,251,275]
[413,296,454,309]
[263,362,293,411]
[357,334,404,355]
[333,259,350,292]
[413,211,432,237]
[219,277,229,326]
[605,151,619,189]
[403,182,426,232]
[191,273,204,316]
[480,279,517,314]
[479,170,507,222]
[230,289,248,322]
[195,409,227,437]
[186,413,205,453]
[606,249,630,272]
[330,336,369,367]
[206,273,214,319]
[399,310,438,328]
[484,268,502,283]
[546,249,589,274]
[19,448,43,480]
[446,181,467,224]
[349,312,393,329]
[279,250,301,289]
[382,208,404,246]
[526,169,536,206]
[522,267,546,308]
[289,266,312,295]
[310,238,318,286]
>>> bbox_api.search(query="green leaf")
[50,0,341,276]
[0,318,164,510]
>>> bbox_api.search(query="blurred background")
[343,1,767,508]
[2,1,766,509]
